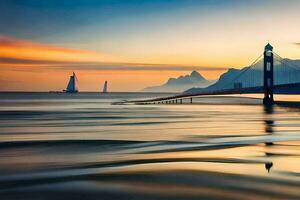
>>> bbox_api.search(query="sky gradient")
[1,0,300,91]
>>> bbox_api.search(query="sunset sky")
[1,0,300,91]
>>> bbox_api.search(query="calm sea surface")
[0,92,300,200]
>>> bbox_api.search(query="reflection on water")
[0,93,300,200]
[265,162,273,173]
[263,104,274,173]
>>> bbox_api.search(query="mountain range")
[143,71,214,93]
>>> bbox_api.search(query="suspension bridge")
[128,44,300,105]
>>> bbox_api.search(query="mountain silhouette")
[143,71,214,93]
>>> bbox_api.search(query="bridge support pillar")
[180,99,182,104]
[263,43,274,105]
[190,98,192,104]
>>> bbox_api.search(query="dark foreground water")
[0,92,300,200]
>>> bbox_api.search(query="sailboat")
[102,81,108,93]
[64,72,78,93]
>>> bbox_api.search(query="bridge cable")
[222,53,263,90]
[273,52,300,85]
[273,52,300,71]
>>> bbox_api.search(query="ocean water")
[0,92,300,200]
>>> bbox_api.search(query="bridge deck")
[123,83,300,104]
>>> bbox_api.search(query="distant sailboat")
[64,72,78,93]
[102,81,108,93]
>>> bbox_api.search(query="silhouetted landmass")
[143,71,215,92]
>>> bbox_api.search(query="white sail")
[73,72,78,92]
[66,72,78,93]
[103,81,108,93]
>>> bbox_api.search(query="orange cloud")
[0,35,116,63]
[0,35,227,72]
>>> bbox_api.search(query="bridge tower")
[263,43,274,105]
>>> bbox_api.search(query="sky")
[1,0,300,91]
